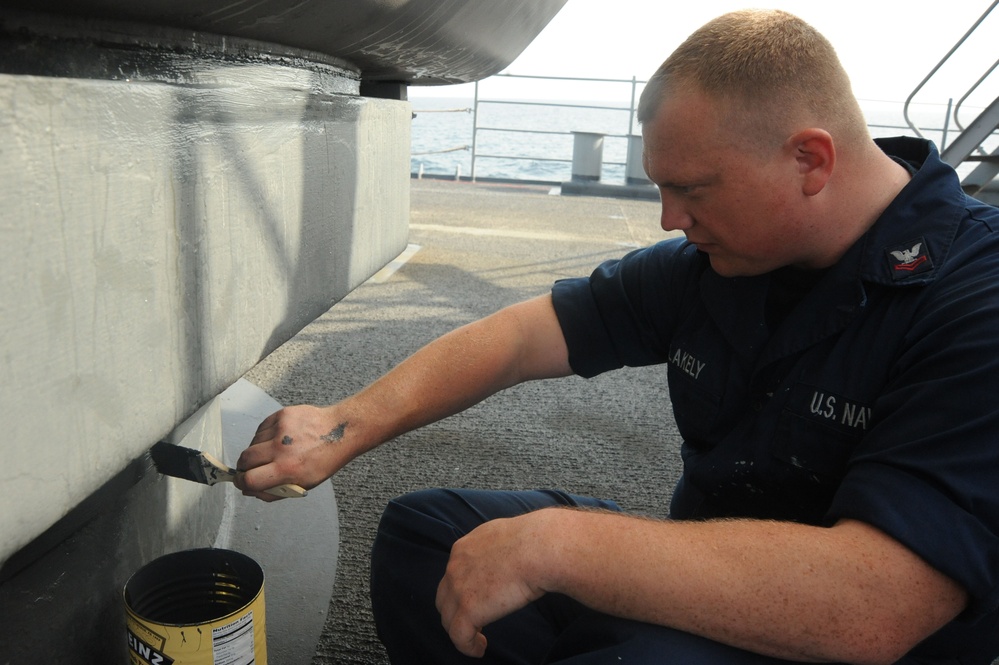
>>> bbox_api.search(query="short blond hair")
[638,10,868,147]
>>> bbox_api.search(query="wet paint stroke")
[321,422,349,443]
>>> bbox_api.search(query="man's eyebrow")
[644,162,715,189]
[656,176,715,189]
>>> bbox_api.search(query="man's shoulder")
[625,237,702,272]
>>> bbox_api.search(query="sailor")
[237,10,999,664]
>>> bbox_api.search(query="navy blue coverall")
[371,138,999,664]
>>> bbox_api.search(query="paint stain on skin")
[321,422,348,443]
[282,435,294,446]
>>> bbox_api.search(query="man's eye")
[658,182,705,197]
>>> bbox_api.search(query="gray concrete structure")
[0,3,565,661]
[0,32,409,570]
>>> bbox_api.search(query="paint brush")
[150,441,308,498]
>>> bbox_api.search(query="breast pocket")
[773,411,857,482]
[773,385,871,483]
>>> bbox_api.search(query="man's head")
[638,9,867,151]
[638,10,888,277]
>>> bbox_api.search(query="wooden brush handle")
[203,452,309,498]
[263,483,309,499]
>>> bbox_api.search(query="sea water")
[411,97,634,183]
[410,95,967,184]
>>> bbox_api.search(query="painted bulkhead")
[0,1,566,661]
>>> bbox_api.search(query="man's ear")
[789,128,835,197]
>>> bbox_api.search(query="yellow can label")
[126,622,173,665]
[125,590,266,665]
[210,611,257,664]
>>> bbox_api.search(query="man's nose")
[659,193,693,232]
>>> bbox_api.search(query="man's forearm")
[437,508,967,664]
[347,293,572,446]
[538,511,967,665]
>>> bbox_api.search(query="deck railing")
[470,74,644,182]
[411,72,967,185]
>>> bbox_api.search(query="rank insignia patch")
[885,237,933,279]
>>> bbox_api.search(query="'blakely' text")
[669,348,706,380]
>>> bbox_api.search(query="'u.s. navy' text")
[809,391,871,430]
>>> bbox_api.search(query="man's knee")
[373,488,487,553]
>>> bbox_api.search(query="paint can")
[124,548,267,665]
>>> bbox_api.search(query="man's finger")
[448,618,487,658]
[250,422,278,444]
[438,581,489,658]
[237,431,285,468]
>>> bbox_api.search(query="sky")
[410,0,998,108]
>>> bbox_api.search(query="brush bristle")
[150,442,210,484]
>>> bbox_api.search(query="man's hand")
[435,513,551,657]
[235,404,354,501]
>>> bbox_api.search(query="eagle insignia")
[885,238,932,279]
